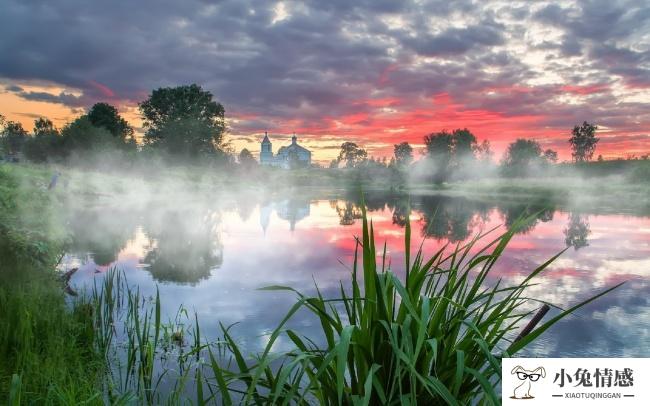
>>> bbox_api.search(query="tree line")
[0,84,228,165]
[330,122,600,183]
[1,82,600,179]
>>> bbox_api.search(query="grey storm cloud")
[0,0,649,137]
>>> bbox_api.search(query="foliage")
[500,139,546,177]
[87,102,134,141]
[0,165,103,403]
[140,84,226,158]
[543,148,558,163]
[60,116,116,152]
[1,120,28,156]
[569,121,599,163]
[423,128,478,183]
[33,118,59,137]
[338,142,368,168]
[393,142,413,167]
[238,148,257,169]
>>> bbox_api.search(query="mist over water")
[61,189,650,357]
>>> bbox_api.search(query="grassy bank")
[0,164,103,404]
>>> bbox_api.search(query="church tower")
[260,131,273,165]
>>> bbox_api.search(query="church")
[259,132,312,168]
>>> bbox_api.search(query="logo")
[502,358,649,405]
[510,366,546,399]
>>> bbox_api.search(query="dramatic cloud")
[1,0,649,161]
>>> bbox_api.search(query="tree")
[24,118,61,162]
[423,129,478,183]
[139,84,226,158]
[1,120,28,156]
[451,128,477,161]
[569,121,598,163]
[543,148,558,163]
[393,142,413,167]
[33,117,59,137]
[337,142,367,168]
[87,102,134,141]
[476,140,493,164]
[329,159,339,169]
[501,138,544,176]
[60,116,115,151]
[238,148,257,169]
[424,131,453,183]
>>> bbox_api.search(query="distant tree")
[238,148,257,169]
[424,131,453,183]
[87,102,134,141]
[543,148,558,163]
[337,142,367,168]
[476,140,493,164]
[393,142,413,167]
[33,117,59,137]
[0,120,28,156]
[424,129,478,183]
[597,154,604,162]
[569,121,598,163]
[139,84,226,158]
[60,116,115,151]
[501,138,545,176]
[24,118,61,162]
[329,159,339,169]
[451,128,477,161]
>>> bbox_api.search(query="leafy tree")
[476,140,493,163]
[139,84,226,158]
[60,116,115,151]
[451,128,477,161]
[329,159,339,169]
[543,148,558,163]
[33,118,59,137]
[424,129,478,183]
[393,142,413,167]
[569,121,598,163]
[87,102,134,141]
[501,138,545,176]
[424,131,453,183]
[24,118,61,162]
[337,142,367,168]
[238,148,257,169]
[1,120,28,156]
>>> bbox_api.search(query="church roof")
[262,134,271,143]
[278,143,310,154]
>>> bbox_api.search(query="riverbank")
[0,164,103,403]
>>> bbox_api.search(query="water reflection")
[564,213,591,250]
[142,209,223,285]
[64,192,650,357]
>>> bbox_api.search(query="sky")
[1,0,649,163]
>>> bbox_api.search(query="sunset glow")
[2,0,649,163]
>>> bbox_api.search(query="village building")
[259,132,311,168]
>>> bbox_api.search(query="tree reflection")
[564,212,590,250]
[143,209,223,285]
[499,202,555,234]
[417,196,490,242]
[65,207,137,266]
[334,201,363,226]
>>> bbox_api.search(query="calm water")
[64,192,650,357]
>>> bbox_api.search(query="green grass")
[0,163,104,404]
